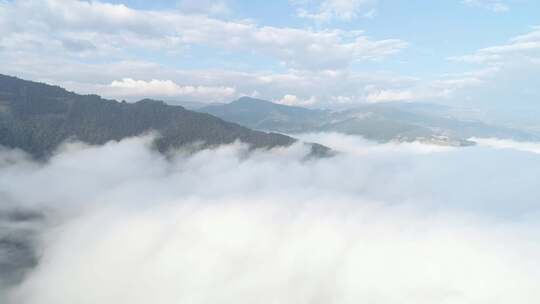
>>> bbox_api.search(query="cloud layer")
[0,0,405,70]
[107,78,236,101]
[1,133,540,303]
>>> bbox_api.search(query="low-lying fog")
[1,133,540,303]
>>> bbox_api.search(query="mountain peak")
[135,98,168,107]
[232,96,274,105]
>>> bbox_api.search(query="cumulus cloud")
[107,78,236,101]
[275,94,317,106]
[1,133,540,303]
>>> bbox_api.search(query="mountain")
[332,103,538,143]
[168,100,225,110]
[0,75,329,158]
[201,97,331,133]
[200,97,538,146]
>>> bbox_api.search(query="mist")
[1,133,540,303]
[472,137,540,155]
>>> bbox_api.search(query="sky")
[1,0,540,124]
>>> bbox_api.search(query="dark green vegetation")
[0,75,329,158]
[201,97,539,146]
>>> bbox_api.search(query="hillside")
[0,75,328,158]
[200,97,538,146]
[201,97,330,133]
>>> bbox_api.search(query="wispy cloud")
[293,0,378,22]
[462,0,509,12]
[177,0,232,16]
[472,137,540,154]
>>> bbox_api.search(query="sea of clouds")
[1,133,540,304]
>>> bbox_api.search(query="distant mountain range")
[201,97,326,133]
[0,75,329,158]
[3,73,535,158]
[169,100,225,110]
[200,97,539,146]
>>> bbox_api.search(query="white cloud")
[363,8,377,19]
[512,26,540,43]
[0,52,423,106]
[0,51,495,107]
[462,0,509,12]
[2,134,540,303]
[447,54,502,64]
[442,28,540,123]
[471,137,540,154]
[432,77,484,90]
[107,78,236,101]
[177,0,231,16]
[7,0,522,108]
[297,132,456,154]
[0,0,412,107]
[0,0,406,70]
[329,95,355,104]
[294,0,377,22]
[275,94,317,106]
[365,89,414,103]
[481,41,540,54]
[360,67,496,103]
[449,26,540,65]
[443,27,540,111]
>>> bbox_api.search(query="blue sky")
[1,0,539,126]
